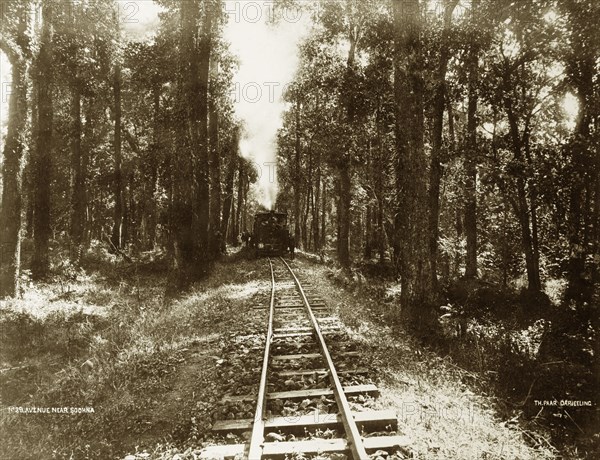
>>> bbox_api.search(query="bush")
[0,309,108,362]
[0,311,46,361]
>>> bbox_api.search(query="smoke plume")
[224,1,309,210]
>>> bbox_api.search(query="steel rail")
[280,257,369,460]
[247,258,276,460]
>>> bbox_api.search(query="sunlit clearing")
[563,92,579,130]
[223,281,262,300]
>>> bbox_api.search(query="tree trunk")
[122,177,131,245]
[593,166,600,287]
[209,56,221,257]
[294,101,302,245]
[111,64,124,251]
[70,81,86,257]
[25,62,38,240]
[428,0,458,289]
[168,0,196,291]
[321,179,327,251]
[464,0,480,279]
[505,102,541,291]
[221,132,238,249]
[32,2,54,279]
[337,32,357,269]
[374,125,386,263]
[563,8,595,302]
[234,160,244,243]
[365,203,373,259]
[393,0,434,323]
[82,100,92,246]
[0,17,28,297]
[338,160,351,267]
[303,177,311,249]
[502,201,509,288]
[312,149,321,251]
[377,195,385,263]
[242,178,249,232]
[146,87,160,250]
[192,0,212,266]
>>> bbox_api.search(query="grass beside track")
[0,248,266,460]
[0,249,568,459]
[287,257,559,460]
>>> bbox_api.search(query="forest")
[0,0,598,459]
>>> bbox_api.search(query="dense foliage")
[274,0,599,448]
[0,0,256,296]
[276,0,599,308]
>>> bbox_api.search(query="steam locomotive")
[251,210,295,257]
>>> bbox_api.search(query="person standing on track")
[288,234,295,259]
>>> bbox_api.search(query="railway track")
[201,258,409,459]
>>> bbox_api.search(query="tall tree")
[209,55,221,257]
[293,95,302,246]
[393,0,434,322]
[109,3,124,251]
[110,61,124,250]
[31,0,54,279]
[561,0,600,302]
[69,74,85,250]
[221,128,239,250]
[464,0,480,278]
[336,0,361,268]
[192,0,212,264]
[0,2,30,296]
[428,0,459,289]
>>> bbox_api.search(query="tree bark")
[505,101,541,291]
[234,159,244,242]
[31,1,54,279]
[337,31,357,269]
[0,10,28,297]
[209,56,221,257]
[393,0,434,323]
[321,178,327,251]
[464,0,480,279]
[294,100,302,245]
[338,160,351,267]
[70,80,86,255]
[221,131,238,249]
[25,62,38,240]
[192,0,212,266]
[312,145,321,251]
[365,203,373,259]
[563,2,596,302]
[110,63,124,251]
[146,86,160,250]
[428,0,458,289]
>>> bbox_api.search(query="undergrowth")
[0,246,263,459]
[300,254,598,459]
